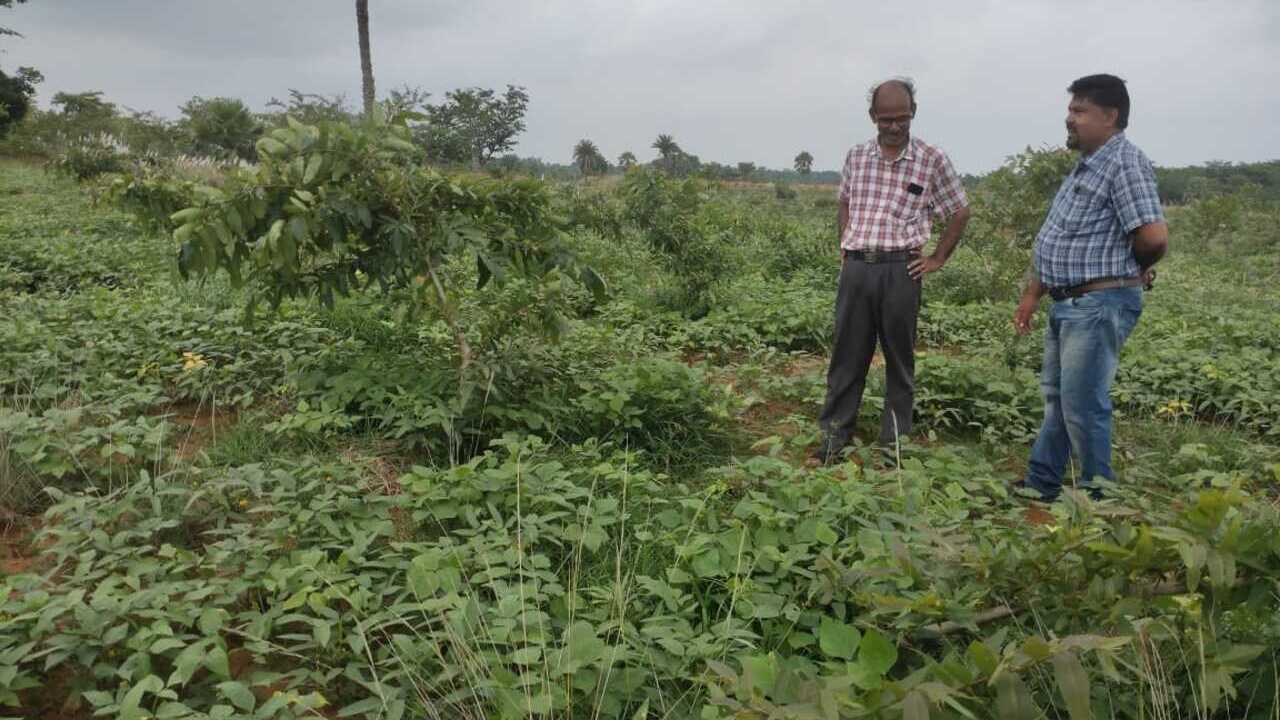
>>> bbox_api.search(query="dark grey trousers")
[818,257,922,446]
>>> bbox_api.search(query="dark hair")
[1068,74,1129,129]
[867,77,917,114]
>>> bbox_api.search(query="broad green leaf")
[740,654,777,695]
[995,671,1036,720]
[407,556,440,597]
[814,522,839,545]
[858,629,897,675]
[205,645,230,680]
[155,701,193,719]
[1052,650,1092,720]
[149,638,185,655]
[818,617,859,660]
[1020,636,1052,662]
[967,640,999,678]
[903,690,930,720]
[313,621,332,648]
[168,643,205,687]
[303,154,324,184]
[512,646,542,665]
[256,137,287,157]
[197,608,226,635]
[216,681,256,712]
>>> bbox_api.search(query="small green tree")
[0,65,39,137]
[652,134,681,172]
[51,90,116,119]
[621,168,728,317]
[422,85,529,168]
[736,161,756,180]
[264,90,355,127]
[179,96,261,161]
[794,150,813,175]
[167,113,604,383]
[617,151,636,169]
[573,139,606,176]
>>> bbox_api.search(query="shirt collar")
[868,136,916,163]
[1079,131,1125,168]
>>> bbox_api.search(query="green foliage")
[166,114,601,341]
[1157,159,1280,204]
[419,85,529,167]
[178,96,262,162]
[264,89,356,127]
[572,138,607,176]
[52,89,118,118]
[794,150,814,175]
[621,168,731,317]
[0,65,39,137]
[47,134,127,180]
[3,154,1280,719]
[942,146,1075,302]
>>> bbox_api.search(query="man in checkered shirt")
[812,78,971,465]
[1013,74,1169,502]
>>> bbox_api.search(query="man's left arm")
[1112,148,1168,277]
[909,153,971,280]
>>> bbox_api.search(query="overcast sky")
[4,0,1277,173]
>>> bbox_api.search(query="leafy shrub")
[178,95,262,162]
[773,180,797,200]
[621,168,731,318]
[48,134,127,180]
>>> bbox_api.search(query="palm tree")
[794,151,814,175]
[573,139,603,176]
[356,0,376,118]
[652,134,681,172]
[617,151,637,169]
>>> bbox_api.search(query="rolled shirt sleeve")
[1110,147,1165,233]
[928,151,968,220]
[837,149,854,203]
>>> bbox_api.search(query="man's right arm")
[838,202,849,266]
[837,148,853,266]
[1013,273,1044,335]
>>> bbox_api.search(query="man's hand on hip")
[907,253,944,280]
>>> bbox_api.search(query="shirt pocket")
[1064,177,1112,229]
[892,175,928,221]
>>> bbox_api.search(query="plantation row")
[1,122,1278,720]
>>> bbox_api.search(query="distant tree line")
[1154,160,1280,204]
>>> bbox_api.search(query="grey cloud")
[3,0,1276,172]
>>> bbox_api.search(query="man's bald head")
[868,77,917,116]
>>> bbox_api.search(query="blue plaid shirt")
[1034,133,1165,289]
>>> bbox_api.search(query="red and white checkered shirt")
[837,136,968,252]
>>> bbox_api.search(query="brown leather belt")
[843,249,921,263]
[1048,275,1146,302]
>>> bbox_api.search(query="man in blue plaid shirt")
[1013,74,1169,502]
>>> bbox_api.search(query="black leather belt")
[843,249,920,263]
[1048,275,1146,302]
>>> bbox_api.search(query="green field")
[2,156,1279,719]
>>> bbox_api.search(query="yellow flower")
[1156,399,1192,419]
[181,352,208,371]
[238,499,250,509]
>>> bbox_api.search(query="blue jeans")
[1024,287,1142,501]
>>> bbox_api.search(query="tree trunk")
[356,0,376,118]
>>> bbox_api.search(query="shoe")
[809,435,850,466]
[1009,479,1056,504]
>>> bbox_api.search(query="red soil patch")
[0,519,43,577]
[149,401,240,461]
[1023,506,1056,526]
